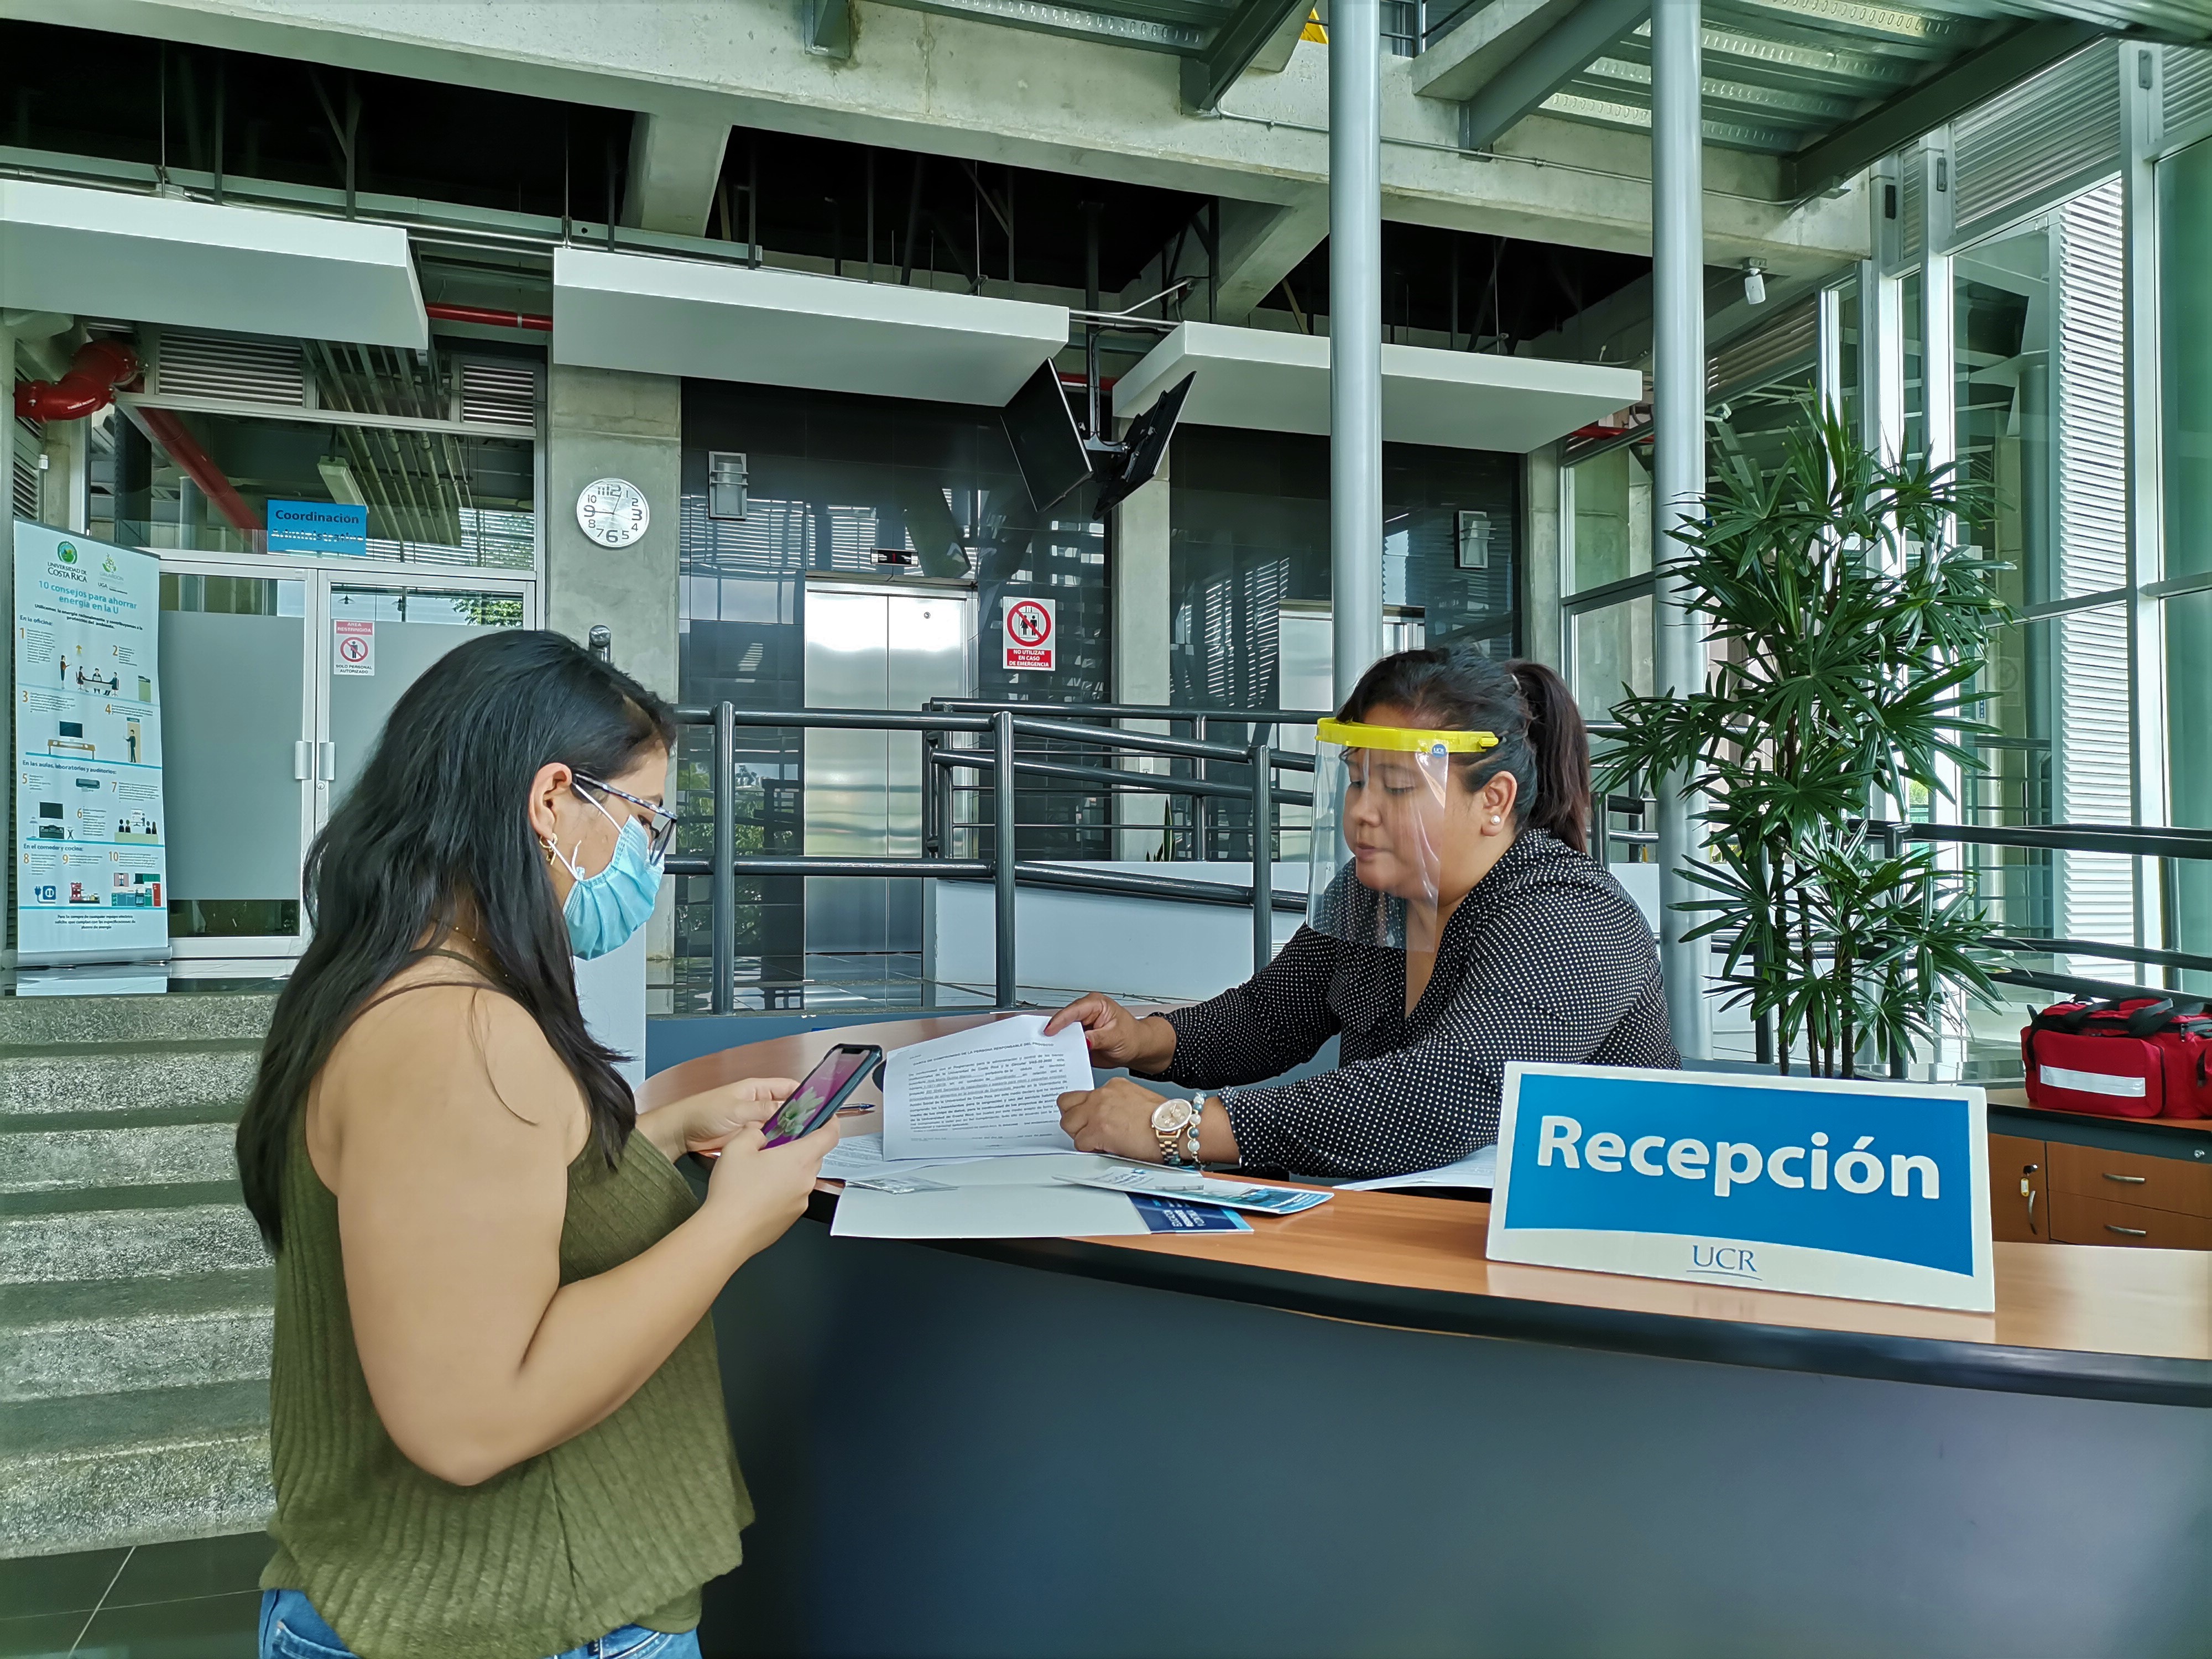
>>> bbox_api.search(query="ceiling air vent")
[154,330,307,406]
[459,359,539,428]
[13,419,41,521]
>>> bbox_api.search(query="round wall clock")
[576,478,650,548]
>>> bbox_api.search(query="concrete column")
[1521,444,1563,671]
[1112,444,1172,860]
[1650,0,1711,1062]
[1329,0,1384,705]
[546,364,682,965]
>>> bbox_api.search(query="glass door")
[318,582,529,812]
[158,559,315,958]
[157,551,534,959]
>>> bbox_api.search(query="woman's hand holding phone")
[637,1076,800,1165]
[700,1120,839,1264]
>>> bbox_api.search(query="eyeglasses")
[574,773,678,863]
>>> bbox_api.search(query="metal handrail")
[674,702,1294,1014]
[1593,794,2212,1036]
[927,745,1314,807]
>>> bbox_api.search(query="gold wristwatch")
[1150,1098,1202,1167]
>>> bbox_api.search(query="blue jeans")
[259,1588,702,1659]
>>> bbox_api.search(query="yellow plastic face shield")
[1306,719,1500,951]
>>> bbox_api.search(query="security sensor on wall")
[1742,259,1767,306]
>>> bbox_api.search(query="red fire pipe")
[425,301,553,332]
[14,339,141,421]
[132,404,264,551]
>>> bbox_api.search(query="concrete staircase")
[0,988,280,1558]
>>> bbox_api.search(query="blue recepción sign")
[1486,1065,1994,1312]
[267,498,368,556]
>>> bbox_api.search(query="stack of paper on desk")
[830,1153,1155,1239]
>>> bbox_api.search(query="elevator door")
[803,582,975,961]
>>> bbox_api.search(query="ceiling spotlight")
[1742,259,1767,306]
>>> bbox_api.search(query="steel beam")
[1183,0,1318,112]
[805,0,853,56]
[619,112,732,237]
[1457,0,1649,153]
[1651,0,1710,1062]
[1330,0,1383,703]
[1783,20,2103,201]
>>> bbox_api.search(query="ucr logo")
[56,543,78,564]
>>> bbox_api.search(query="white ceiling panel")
[0,181,426,348]
[1113,322,1644,453]
[554,248,1068,406]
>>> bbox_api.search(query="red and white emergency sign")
[1002,596,1055,672]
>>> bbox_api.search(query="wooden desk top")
[647,1018,2212,1407]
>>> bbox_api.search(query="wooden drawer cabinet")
[2048,1189,2212,1250]
[1987,1133,2050,1243]
[2045,1141,2212,1219]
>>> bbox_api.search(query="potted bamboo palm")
[1601,408,2010,1077]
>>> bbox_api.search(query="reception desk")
[648,1017,2212,1659]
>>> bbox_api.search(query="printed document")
[830,1153,1149,1239]
[1342,1142,1498,1192]
[881,1015,1093,1160]
[816,1131,982,1184]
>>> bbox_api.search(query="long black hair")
[237,630,676,1249]
[1339,645,1592,853]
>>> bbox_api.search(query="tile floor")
[0,1534,267,1658]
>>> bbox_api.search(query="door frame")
[157,550,538,959]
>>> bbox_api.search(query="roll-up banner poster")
[12,524,171,966]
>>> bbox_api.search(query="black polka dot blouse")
[1144,829,1681,1180]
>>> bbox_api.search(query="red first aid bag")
[2021,998,2212,1120]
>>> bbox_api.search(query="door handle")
[2100,1172,2148,1185]
[318,741,337,781]
[294,740,314,782]
[2104,1224,2151,1238]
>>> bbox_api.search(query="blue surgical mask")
[554,795,663,960]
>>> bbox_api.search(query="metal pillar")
[712,700,736,1015]
[1329,0,1384,705]
[1250,738,1274,973]
[1651,0,1712,1062]
[993,709,1018,1006]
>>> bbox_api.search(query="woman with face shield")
[1050,647,1678,1179]
[234,631,834,1659]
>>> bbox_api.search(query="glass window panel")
[2167,590,2212,994]
[2161,132,2212,581]
[1569,594,1653,724]
[1954,222,2056,611]
[1566,444,1650,594]
[112,408,534,571]
[1962,605,2132,957]
[1834,275,1862,441]
[1902,270,1926,468]
[1710,367,1817,485]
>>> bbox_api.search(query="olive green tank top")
[260,977,752,1659]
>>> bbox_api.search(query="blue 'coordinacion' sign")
[1487,1065,1994,1312]
[267,499,368,556]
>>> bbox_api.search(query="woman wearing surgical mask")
[234,630,833,1659]
[1051,648,1679,1180]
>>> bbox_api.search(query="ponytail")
[1339,646,1595,855]
[1509,661,1590,854]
